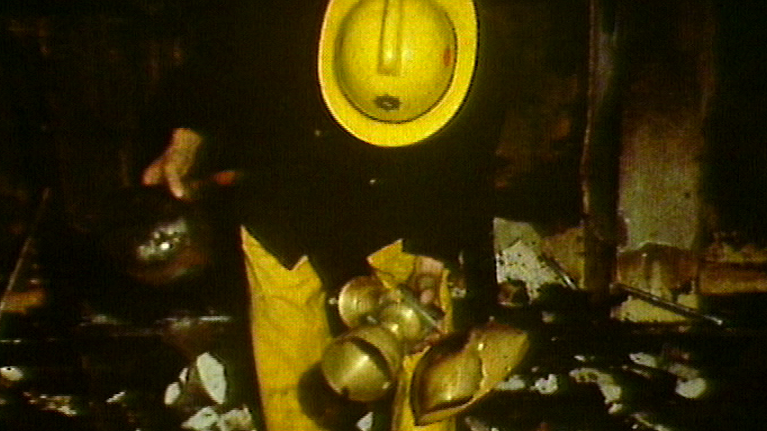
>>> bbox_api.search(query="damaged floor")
[3,193,767,431]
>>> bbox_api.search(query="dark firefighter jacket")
[142,0,510,288]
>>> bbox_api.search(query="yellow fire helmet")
[318,0,478,147]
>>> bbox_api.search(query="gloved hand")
[142,128,204,200]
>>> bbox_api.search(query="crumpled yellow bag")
[242,229,454,431]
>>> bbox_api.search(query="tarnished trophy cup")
[321,276,441,402]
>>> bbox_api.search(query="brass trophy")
[321,276,442,403]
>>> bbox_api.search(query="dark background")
[1,1,767,430]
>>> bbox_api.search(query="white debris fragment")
[356,411,374,431]
[630,412,676,431]
[495,375,529,391]
[599,383,623,404]
[496,240,562,301]
[607,402,626,415]
[164,382,182,406]
[533,374,561,395]
[217,405,256,431]
[629,352,660,368]
[196,353,227,405]
[106,391,127,404]
[574,354,596,363]
[541,311,556,323]
[675,377,709,399]
[182,406,219,431]
[25,393,81,417]
[53,404,80,417]
[464,415,501,431]
[570,368,622,403]
[0,366,24,382]
[666,362,700,381]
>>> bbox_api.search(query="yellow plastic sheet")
[242,229,454,431]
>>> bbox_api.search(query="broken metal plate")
[410,323,529,425]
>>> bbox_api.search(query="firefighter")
[143,0,506,429]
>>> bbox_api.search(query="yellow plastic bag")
[242,230,454,431]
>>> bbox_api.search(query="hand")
[142,128,204,200]
[411,255,445,307]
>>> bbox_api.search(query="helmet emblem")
[375,95,401,111]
